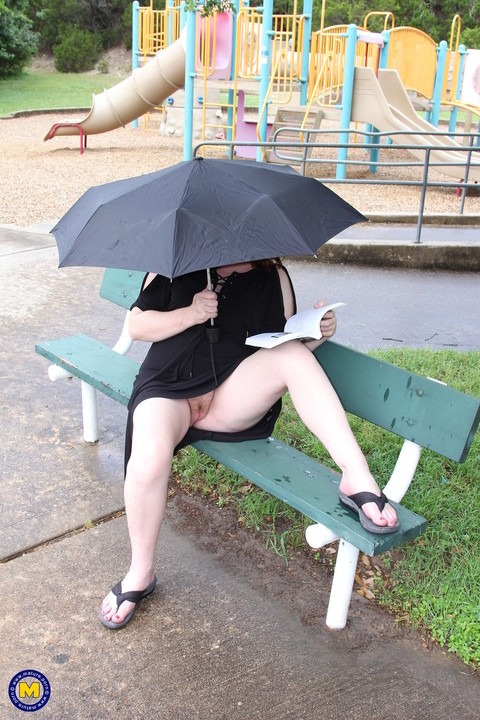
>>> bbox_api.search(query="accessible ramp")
[350,67,480,182]
[44,38,186,144]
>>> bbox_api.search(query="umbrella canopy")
[52,157,366,278]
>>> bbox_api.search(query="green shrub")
[461,28,480,51]
[0,0,38,78]
[28,0,131,53]
[122,3,132,51]
[53,27,100,73]
[97,58,109,74]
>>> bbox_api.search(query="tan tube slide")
[44,38,186,141]
[351,67,480,181]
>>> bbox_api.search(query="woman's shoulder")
[276,264,296,317]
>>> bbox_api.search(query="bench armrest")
[112,311,134,356]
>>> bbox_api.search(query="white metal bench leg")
[306,440,423,629]
[325,539,359,630]
[112,312,134,355]
[305,523,339,549]
[48,365,72,381]
[81,381,99,443]
[383,439,423,503]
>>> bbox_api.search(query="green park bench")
[35,268,480,630]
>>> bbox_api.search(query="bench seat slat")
[315,342,480,463]
[35,334,137,406]
[192,438,427,556]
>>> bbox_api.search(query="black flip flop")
[99,576,158,629]
[339,490,400,534]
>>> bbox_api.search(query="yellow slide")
[44,38,186,142]
[351,67,480,181]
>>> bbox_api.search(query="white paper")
[245,302,345,348]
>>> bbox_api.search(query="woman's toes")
[100,592,121,622]
[372,502,398,528]
[101,593,114,613]
[111,603,134,624]
[363,501,388,526]
[339,476,399,529]
[384,504,399,526]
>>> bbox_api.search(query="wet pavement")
[1,223,479,719]
[287,260,480,351]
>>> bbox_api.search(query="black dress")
[124,265,296,469]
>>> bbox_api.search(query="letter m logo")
[18,681,41,699]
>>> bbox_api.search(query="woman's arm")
[278,266,296,319]
[129,274,218,342]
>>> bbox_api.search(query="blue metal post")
[449,44,467,133]
[226,0,239,155]
[226,88,235,143]
[231,0,240,80]
[256,0,273,162]
[379,31,392,145]
[183,5,196,160]
[431,40,447,127]
[300,0,313,105]
[131,1,140,128]
[336,25,357,179]
[379,29,389,68]
[366,30,390,171]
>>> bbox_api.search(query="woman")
[99,259,399,629]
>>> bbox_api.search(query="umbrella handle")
[206,267,213,294]
[206,267,221,344]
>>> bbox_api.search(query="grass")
[0,68,129,117]
[173,348,480,668]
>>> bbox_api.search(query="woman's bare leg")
[101,340,397,626]
[100,397,191,625]
[195,342,398,528]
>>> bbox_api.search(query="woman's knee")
[270,339,315,370]
[126,448,172,488]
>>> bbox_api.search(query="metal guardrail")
[194,126,480,244]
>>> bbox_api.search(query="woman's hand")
[315,300,337,339]
[188,288,218,325]
[301,300,337,351]
[129,287,218,342]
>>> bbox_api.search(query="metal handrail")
[194,125,480,244]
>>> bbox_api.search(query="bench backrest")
[97,269,479,463]
[100,268,145,309]
[315,342,479,462]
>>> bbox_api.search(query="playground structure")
[44,2,480,180]
[44,37,186,153]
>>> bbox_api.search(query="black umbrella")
[52,157,365,278]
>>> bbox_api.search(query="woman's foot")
[339,474,399,533]
[99,570,157,629]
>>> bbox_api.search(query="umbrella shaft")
[206,268,214,328]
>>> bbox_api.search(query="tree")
[53,27,100,73]
[311,0,480,44]
[27,0,132,53]
[0,0,38,78]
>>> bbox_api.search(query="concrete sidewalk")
[1,225,479,719]
[324,217,480,270]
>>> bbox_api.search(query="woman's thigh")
[194,341,311,433]
[130,397,191,470]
